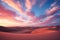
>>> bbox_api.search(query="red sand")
[0,28,60,40]
[32,28,56,34]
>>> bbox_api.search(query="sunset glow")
[0,0,60,27]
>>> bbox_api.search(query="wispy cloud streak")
[25,0,36,10]
[46,6,59,15]
[2,0,24,14]
[39,0,47,7]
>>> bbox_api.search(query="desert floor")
[0,28,60,40]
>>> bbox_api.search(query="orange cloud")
[0,19,17,27]
[2,0,36,21]
[25,0,36,10]
[2,0,24,14]
[0,19,29,27]
[0,5,37,26]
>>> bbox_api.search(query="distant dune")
[0,26,60,40]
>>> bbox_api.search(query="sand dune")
[0,27,60,40]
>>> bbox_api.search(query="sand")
[0,28,60,40]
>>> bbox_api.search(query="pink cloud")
[25,0,36,10]
[0,5,16,19]
[0,5,35,27]
[31,15,55,26]
[46,6,60,15]
[2,0,24,14]
[1,0,58,27]
[2,0,36,21]
[42,15,54,23]
[25,11,35,17]
[25,0,36,20]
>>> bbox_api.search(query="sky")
[0,0,60,27]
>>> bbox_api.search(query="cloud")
[39,0,47,7]
[51,1,57,7]
[25,0,36,10]
[25,11,35,18]
[42,15,54,23]
[24,0,37,21]
[25,0,36,20]
[2,0,24,14]
[0,19,29,27]
[46,6,60,15]
[0,19,17,26]
[0,5,16,19]
[0,5,23,26]
[0,0,60,27]
[31,15,55,26]
[2,0,36,21]
[46,1,60,15]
